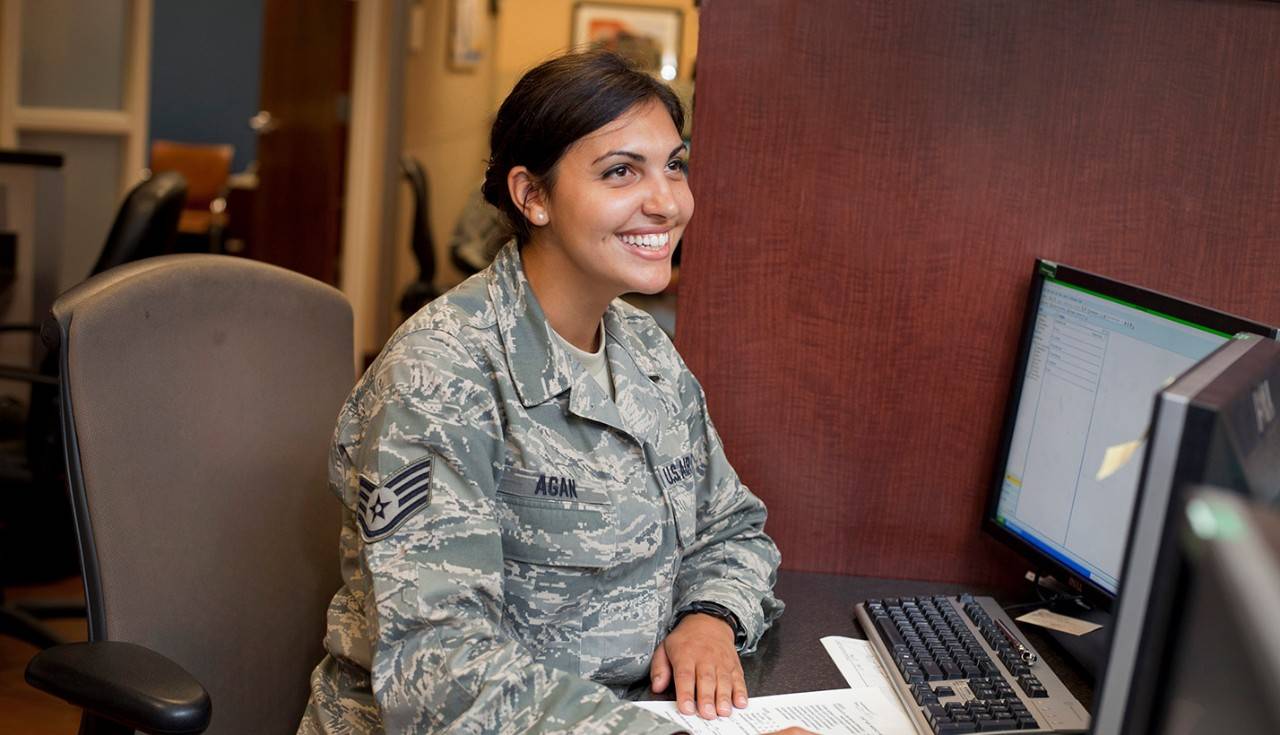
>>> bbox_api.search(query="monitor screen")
[984,261,1276,606]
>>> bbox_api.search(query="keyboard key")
[1017,674,1047,697]
[874,615,906,648]
[925,703,948,725]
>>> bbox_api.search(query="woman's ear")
[508,166,548,226]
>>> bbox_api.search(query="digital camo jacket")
[298,243,783,734]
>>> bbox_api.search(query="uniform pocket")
[495,467,616,567]
[648,449,698,549]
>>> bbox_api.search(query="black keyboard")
[853,594,1090,734]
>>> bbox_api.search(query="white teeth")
[620,232,669,249]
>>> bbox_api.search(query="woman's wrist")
[673,601,746,647]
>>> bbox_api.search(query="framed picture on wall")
[572,3,683,80]
[449,0,486,71]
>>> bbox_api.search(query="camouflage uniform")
[298,242,783,734]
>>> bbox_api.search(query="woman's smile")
[616,229,672,257]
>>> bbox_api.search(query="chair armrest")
[25,641,212,735]
[0,365,57,385]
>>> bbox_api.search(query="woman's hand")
[650,613,747,719]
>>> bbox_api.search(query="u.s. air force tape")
[357,456,433,543]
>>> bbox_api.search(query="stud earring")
[533,211,546,223]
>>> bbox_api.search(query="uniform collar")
[487,242,574,408]
[487,242,672,444]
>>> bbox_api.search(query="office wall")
[149,0,263,173]
[678,0,1280,586]
[395,0,497,319]
[491,0,699,105]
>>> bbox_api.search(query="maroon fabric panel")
[677,0,1280,585]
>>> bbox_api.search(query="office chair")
[92,170,188,272]
[149,140,234,252]
[398,155,440,319]
[23,254,351,734]
[0,171,188,650]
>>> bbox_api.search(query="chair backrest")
[90,172,187,276]
[400,155,436,285]
[398,155,439,318]
[150,140,234,209]
[50,255,352,733]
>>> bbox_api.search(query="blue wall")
[149,0,264,173]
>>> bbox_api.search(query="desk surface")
[735,571,1095,708]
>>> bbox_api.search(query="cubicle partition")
[676,0,1280,586]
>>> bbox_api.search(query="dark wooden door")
[249,0,353,285]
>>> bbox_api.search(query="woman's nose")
[643,178,679,219]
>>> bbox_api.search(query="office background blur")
[2,0,698,360]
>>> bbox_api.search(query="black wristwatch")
[673,601,747,649]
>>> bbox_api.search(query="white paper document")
[635,688,915,735]
[818,636,902,703]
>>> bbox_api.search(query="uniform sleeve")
[346,331,679,734]
[671,382,785,655]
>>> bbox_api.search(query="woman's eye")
[667,159,689,175]
[604,164,631,179]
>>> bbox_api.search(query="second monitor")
[982,261,1276,611]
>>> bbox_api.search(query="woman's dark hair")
[482,50,685,245]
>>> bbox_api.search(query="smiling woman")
[509,94,692,350]
[297,51,794,735]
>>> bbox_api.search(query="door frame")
[0,0,152,194]
[342,0,409,362]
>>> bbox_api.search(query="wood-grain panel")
[677,0,1280,585]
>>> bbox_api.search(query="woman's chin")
[627,271,672,296]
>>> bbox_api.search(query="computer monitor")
[1092,333,1280,734]
[1151,488,1280,734]
[982,260,1276,609]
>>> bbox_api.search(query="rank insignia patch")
[357,456,433,543]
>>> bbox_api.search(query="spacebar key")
[873,614,906,648]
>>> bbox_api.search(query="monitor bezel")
[981,259,1277,611]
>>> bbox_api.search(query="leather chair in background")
[91,170,188,273]
[23,255,351,733]
[0,171,188,650]
[149,140,233,252]
[397,155,440,319]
